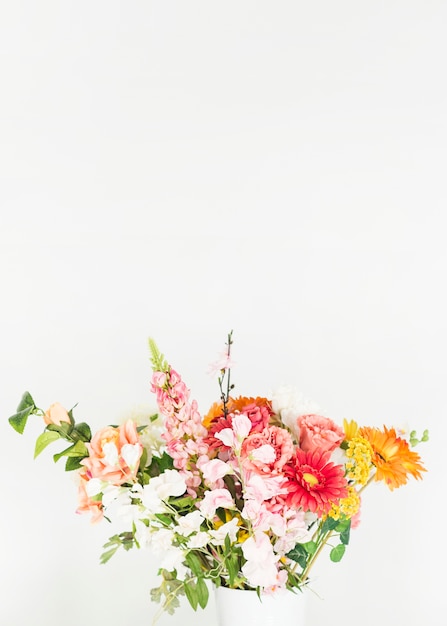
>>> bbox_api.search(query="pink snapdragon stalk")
[149,340,208,497]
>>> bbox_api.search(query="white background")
[0,2,445,625]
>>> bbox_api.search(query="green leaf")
[34,430,61,458]
[154,513,173,527]
[46,421,73,438]
[185,552,203,577]
[138,447,148,471]
[196,577,209,609]
[302,540,317,555]
[170,495,195,511]
[286,543,309,569]
[8,407,34,434]
[72,422,91,442]
[150,572,183,615]
[65,456,85,471]
[17,391,36,412]
[100,548,119,565]
[335,518,350,533]
[330,544,346,562]
[9,392,37,433]
[227,553,239,586]
[184,580,198,611]
[53,440,88,463]
[321,517,339,533]
[147,452,174,477]
[339,520,351,545]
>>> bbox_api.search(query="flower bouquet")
[8,332,428,621]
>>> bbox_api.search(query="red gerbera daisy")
[284,448,348,516]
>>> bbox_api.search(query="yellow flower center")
[302,472,319,487]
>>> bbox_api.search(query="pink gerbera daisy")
[284,448,348,516]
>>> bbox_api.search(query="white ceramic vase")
[214,586,307,626]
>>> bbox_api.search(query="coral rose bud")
[44,402,71,426]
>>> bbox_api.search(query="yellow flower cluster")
[345,437,373,485]
[328,486,361,520]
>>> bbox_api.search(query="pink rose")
[43,402,71,426]
[81,419,143,486]
[297,414,344,454]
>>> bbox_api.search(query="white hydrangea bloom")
[270,385,322,437]
[120,404,165,461]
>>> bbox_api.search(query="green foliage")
[169,495,195,512]
[100,532,137,565]
[410,429,429,446]
[34,431,61,458]
[8,391,92,471]
[152,567,211,614]
[72,422,92,442]
[222,535,241,586]
[8,391,36,434]
[53,440,89,465]
[320,516,339,533]
[330,544,346,562]
[183,576,209,611]
[148,338,169,372]
[337,519,351,545]
[150,570,184,615]
[185,551,205,577]
[286,541,315,570]
[65,456,85,471]
[17,391,35,412]
[146,451,174,478]
[196,577,209,609]
[46,421,73,438]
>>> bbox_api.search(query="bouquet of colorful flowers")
[8,332,428,621]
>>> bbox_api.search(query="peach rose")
[43,402,71,426]
[81,419,143,486]
[297,414,344,454]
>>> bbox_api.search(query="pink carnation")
[241,425,294,475]
[297,414,344,454]
[243,402,272,433]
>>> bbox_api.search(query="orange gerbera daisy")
[284,448,348,516]
[359,425,426,490]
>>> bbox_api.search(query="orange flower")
[359,425,426,490]
[203,401,225,429]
